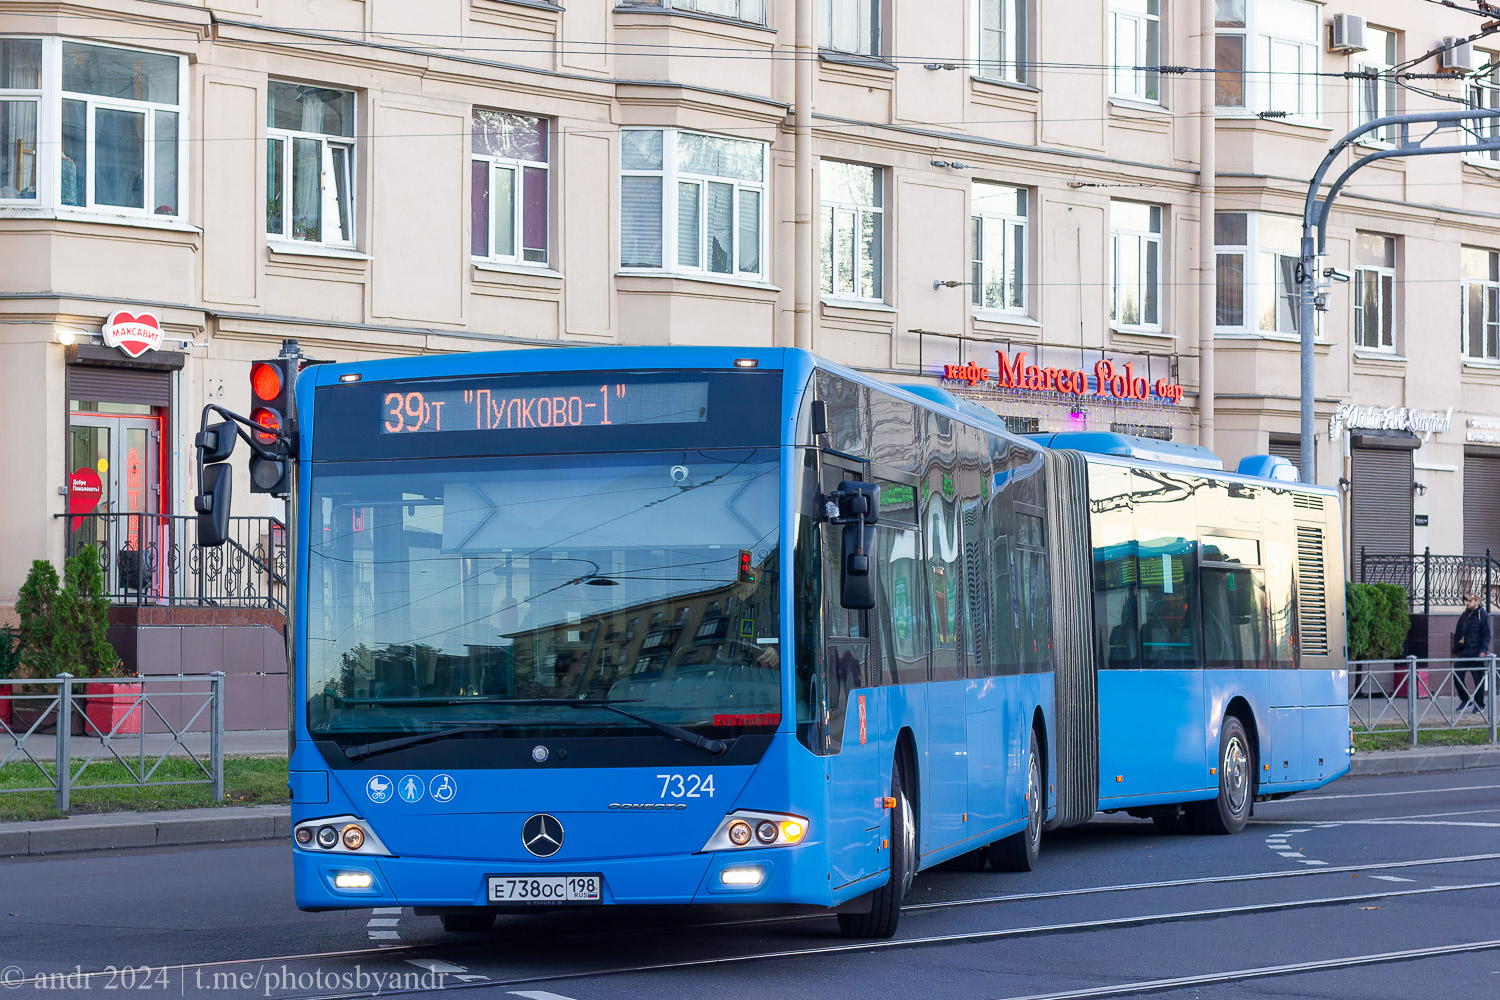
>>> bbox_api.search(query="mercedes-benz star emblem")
[531,745,549,763]
[522,813,564,858]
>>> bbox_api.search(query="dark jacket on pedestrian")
[1452,607,1492,658]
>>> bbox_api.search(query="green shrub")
[15,559,61,677]
[56,550,121,679]
[0,625,19,680]
[1346,582,1373,660]
[1370,583,1412,660]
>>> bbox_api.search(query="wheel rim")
[1224,734,1250,814]
[899,789,916,896]
[1025,749,1042,849]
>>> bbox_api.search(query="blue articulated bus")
[192,346,1349,939]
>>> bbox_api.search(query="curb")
[1348,746,1500,776]
[0,806,290,857]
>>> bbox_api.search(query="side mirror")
[195,422,236,463]
[196,463,232,547]
[840,523,876,610]
[837,481,879,524]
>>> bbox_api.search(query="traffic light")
[738,550,755,584]
[248,358,294,495]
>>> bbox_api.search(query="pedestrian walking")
[1451,592,1491,715]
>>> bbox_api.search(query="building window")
[1469,54,1499,165]
[620,128,766,278]
[1110,201,1162,331]
[1462,247,1500,362]
[821,161,882,301]
[0,38,185,215]
[820,0,879,56]
[1354,27,1398,143]
[1215,0,1318,120]
[471,109,548,265]
[1214,212,1301,337]
[643,0,766,21]
[266,82,355,245]
[971,182,1027,313]
[1109,0,1160,103]
[1353,233,1395,352]
[975,0,1026,83]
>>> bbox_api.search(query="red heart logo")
[104,310,163,358]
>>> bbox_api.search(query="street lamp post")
[1297,110,1500,483]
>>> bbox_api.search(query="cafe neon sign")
[942,350,1184,404]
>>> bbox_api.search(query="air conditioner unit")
[1439,36,1476,73]
[1329,14,1367,54]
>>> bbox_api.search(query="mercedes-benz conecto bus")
[195,347,1349,938]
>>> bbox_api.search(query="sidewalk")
[4,728,289,762]
[2,743,1496,859]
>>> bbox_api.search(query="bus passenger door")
[819,458,881,889]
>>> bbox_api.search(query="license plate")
[486,874,602,904]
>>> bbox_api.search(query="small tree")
[15,559,61,677]
[55,550,120,679]
[1345,582,1373,660]
[1370,583,1412,660]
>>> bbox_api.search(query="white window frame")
[974,0,1025,84]
[1109,200,1163,333]
[1354,27,1398,144]
[266,82,356,247]
[0,36,187,218]
[1215,0,1320,123]
[1468,54,1500,166]
[1462,247,1500,362]
[619,128,768,281]
[0,39,41,204]
[1353,234,1396,352]
[653,0,767,23]
[821,160,883,303]
[1213,212,1303,339]
[471,110,549,267]
[970,182,1028,315]
[1109,0,1161,104]
[820,0,879,57]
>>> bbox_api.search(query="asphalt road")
[2,767,1498,999]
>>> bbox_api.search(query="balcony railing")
[60,512,286,613]
[1359,547,1500,614]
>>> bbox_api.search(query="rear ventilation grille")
[1293,493,1325,511]
[1297,526,1330,656]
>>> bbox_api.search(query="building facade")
[3,0,1500,685]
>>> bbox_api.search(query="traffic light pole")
[1297,109,1500,483]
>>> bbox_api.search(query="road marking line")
[367,918,400,927]
[510,992,582,1000]
[1297,860,1329,866]
[407,959,469,974]
[1278,851,1304,857]
[368,930,400,940]
[1367,875,1416,882]
[372,907,403,915]
[1295,784,1500,803]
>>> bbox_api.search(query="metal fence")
[60,512,286,612]
[1359,548,1500,613]
[0,673,224,812]
[1349,656,1498,746]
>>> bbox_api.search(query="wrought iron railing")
[0,673,225,812]
[1349,656,1498,746]
[60,512,286,612]
[1359,547,1500,613]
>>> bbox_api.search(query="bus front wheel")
[1189,716,1253,835]
[988,728,1043,872]
[838,757,914,939]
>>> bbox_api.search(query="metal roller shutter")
[1351,446,1412,562]
[1268,438,1303,479]
[67,366,172,407]
[1464,452,1500,557]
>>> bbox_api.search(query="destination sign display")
[380,379,709,434]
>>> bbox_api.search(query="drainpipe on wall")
[1197,0,1215,452]
[793,0,814,351]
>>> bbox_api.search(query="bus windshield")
[304,449,782,739]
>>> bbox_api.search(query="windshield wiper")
[342,724,504,761]
[345,697,729,757]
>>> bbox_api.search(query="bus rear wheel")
[1188,716,1253,835]
[838,757,913,939]
[987,729,1043,872]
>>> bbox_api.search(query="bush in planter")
[1345,581,1412,661]
[56,551,141,736]
[0,625,19,728]
[1370,583,1412,660]
[11,559,77,735]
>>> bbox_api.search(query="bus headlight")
[701,810,810,852]
[293,815,392,857]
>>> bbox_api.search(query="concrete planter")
[84,682,143,736]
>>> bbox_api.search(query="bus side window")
[793,512,823,752]
[1200,567,1269,669]
[875,524,928,684]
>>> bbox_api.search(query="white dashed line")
[1278,851,1304,858]
[1367,875,1417,882]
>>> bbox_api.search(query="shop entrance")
[67,404,164,596]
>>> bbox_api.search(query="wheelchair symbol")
[429,773,457,803]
